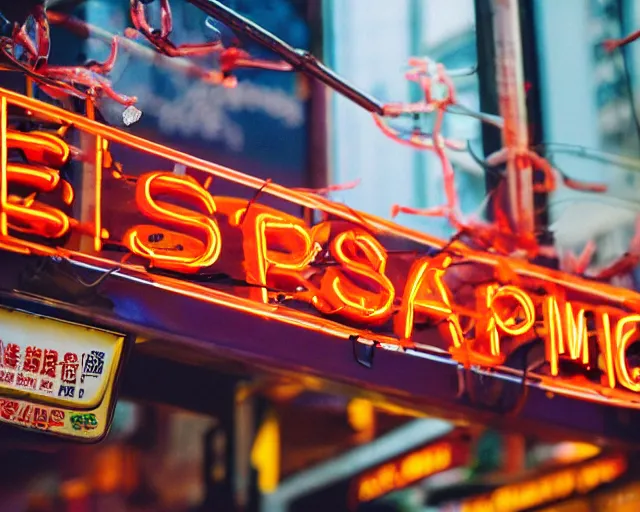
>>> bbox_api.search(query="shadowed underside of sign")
[2,88,640,414]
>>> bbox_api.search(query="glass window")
[535,0,640,287]
[324,0,483,238]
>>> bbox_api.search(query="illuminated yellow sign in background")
[0,307,124,440]
[459,455,626,512]
[350,436,470,509]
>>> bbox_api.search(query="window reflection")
[326,0,483,238]
[536,0,640,288]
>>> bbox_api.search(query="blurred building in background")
[84,0,313,189]
[2,0,640,511]
[327,0,640,291]
[536,0,640,286]
[324,0,484,239]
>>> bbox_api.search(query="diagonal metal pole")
[186,0,385,115]
[492,0,535,236]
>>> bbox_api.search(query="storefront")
[2,0,640,510]
[1,75,640,440]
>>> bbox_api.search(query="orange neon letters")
[394,255,463,348]
[596,312,617,389]
[479,285,536,358]
[355,442,453,504]
[544,296,590,375]
[460,456,626,512]
[319,230,395,325]
[6,130,70,168]
[7,89,640,401]
[231,204,320,303]
[123,171,222,273]
[4,163,71,238]
[614,315,640,392]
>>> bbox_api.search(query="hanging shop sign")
[0,307,125,441]
[349,431,471,509]
[4,88,640,413]
[447,454,627,512]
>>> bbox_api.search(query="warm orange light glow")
[489,285,536,336]
[355,442,455,504]
[563,303,590,365]
[614,315,640,392]
[394,255,463,348]
[598,313,617,389]
[93,135,104,252]
[123,171,222,274]
[230,204,320,303]
[459,456,626,512]
[544,296,561,376]
[4,164,71,238]
[60,479,91,501]
[347,398,375,433]
[92,445,125,493]
[1,96,8,236]
[6,130,70,168]
[320,230,395,325]
[477,284,537,358]
[544,296,590,375]
[5,88,640,404]
[251,411,280,494]
[552,442,601,465]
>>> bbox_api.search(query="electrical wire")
[533,142,640,172]
[461,340,540,416]
[71,265,120,287]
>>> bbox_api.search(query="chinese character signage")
[4,87,640,414]
[0,307,124,441]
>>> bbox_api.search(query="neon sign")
[351,438,469,507]
[4,88,640,408]
[455,455,627,512]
